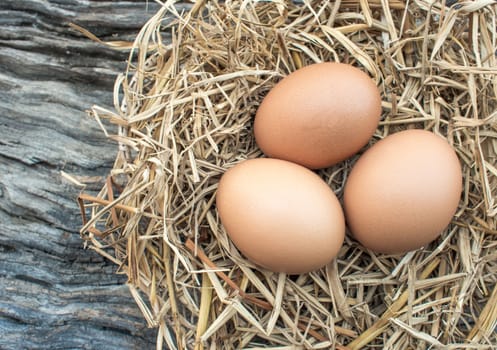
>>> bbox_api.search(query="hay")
[77,0,497,348]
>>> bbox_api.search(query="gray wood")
[0,1,188,349]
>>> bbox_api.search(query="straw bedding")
[78,0,497,349]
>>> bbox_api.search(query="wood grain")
[0,1,188,348]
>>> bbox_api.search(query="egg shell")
[254,62,382,169]
[343,129,462,254]
[216,158,345,274]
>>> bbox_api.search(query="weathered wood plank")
[0,1,189,348]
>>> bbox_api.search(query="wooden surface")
[0,1,183,348]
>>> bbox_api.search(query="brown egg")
[216,158,345,274]
[343,129,462,254]
[254,62,382,169]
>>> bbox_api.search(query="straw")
[77,0,497,348]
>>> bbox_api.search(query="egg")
[343,129,462,254]
[254,62,382,169]
[216,158,345,274]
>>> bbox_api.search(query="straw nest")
[78,0,497,349]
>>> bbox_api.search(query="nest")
[78,0,497,349]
